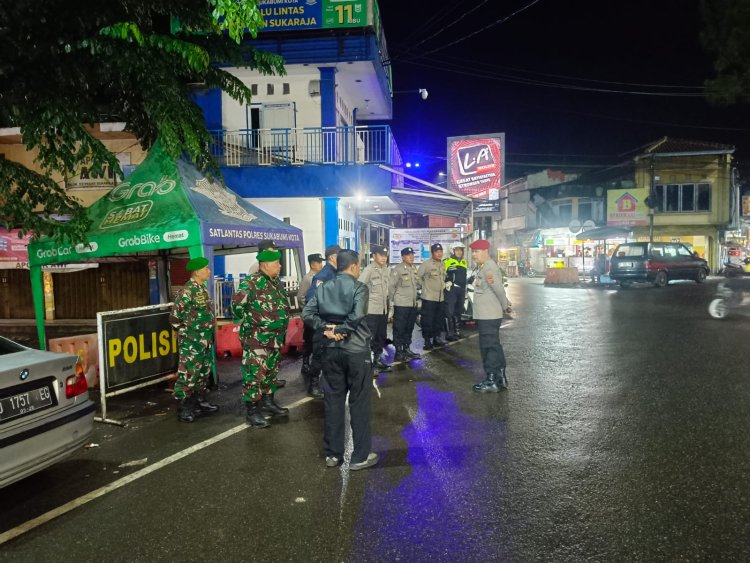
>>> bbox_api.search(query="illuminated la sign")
[447,133,505,197]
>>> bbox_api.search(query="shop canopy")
[28,141,304,347]
[578,226,632,241]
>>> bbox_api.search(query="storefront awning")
[579,226,632,241]
[379,165,473,219]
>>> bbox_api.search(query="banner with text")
[389,228,464,264]
[258,0,370,32]
[607,188,649,226]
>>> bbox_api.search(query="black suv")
[609,242,709,288]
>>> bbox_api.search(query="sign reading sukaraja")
[258,0,370,31]
[447,133,505,197]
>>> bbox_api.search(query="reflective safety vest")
[444,255,468,287]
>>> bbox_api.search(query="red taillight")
[65,362,88,399]
[644,260,655,270]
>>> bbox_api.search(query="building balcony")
[209,125,402,168]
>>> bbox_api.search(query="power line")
[396,51,705,91]
[393,0,491,60]
[400,0,545,61]
[401,57,707,97]
[398,0,472,47]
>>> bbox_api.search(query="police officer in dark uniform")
[444,241,468,341]
[304,245,341,399]
[389,247,421,361]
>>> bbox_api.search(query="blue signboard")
[259,0,323,31]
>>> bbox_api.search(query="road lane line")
[0,395,313,546]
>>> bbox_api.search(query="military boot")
[423,338,434,351]
[176,397,196,423]
[260,393,290,417]
[308,375,324,400]
[195,393,219,415]
[445,318,459,342]
[394,345,407,362]
[497,368,508,389]
[374,353,392,372]
[432,336,446,347]
[453,316,462,339]
[404,345,421,359]
[245,402,270,428]
[473,373,502,393]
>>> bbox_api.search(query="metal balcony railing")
[209,125,402,168]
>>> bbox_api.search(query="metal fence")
[209,125,402,168]
[213,278,301,319]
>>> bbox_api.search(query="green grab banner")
[29,142,201,267]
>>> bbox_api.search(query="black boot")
[308,375,324,399]
[394,345,407,362]
[374,353,392,372]
[404,345,420,359]
[445,317,459,342]
[245,402,270,428]
[195,394,219,415]
[497,368,508,389]
[473,373,502,393]
[423,339,434,351]
[432,336,446,347]
[177,397,196,423]
[453,316,462,339]
[260,393,289,417]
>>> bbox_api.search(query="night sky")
[380,0,750,180]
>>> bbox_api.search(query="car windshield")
[615,244,645,257]
[0,337,25,355]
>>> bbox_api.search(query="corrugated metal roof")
[643,136,735,155]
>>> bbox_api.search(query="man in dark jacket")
[303,244,340,399]
[302,249,379,471]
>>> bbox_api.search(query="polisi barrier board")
[97,304,178,423]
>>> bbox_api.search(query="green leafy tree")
[0,0,284,241]
[701,0,750,104]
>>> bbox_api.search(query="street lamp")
[393,88,429,100]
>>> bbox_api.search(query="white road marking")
[0,395,313,546]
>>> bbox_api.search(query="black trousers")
[477,318,506,375]
[421,299,445,339]
[445,287,465,319]
[365,314,388,356]
[303,323,315,357]
[393,306,418,348]
[308,331,324,377]
[321,348,372,463]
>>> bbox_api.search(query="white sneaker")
[325,456,341,468]
[349,452,379,471]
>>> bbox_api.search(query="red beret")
[469,239,491,250]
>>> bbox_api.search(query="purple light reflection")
[351,384,509,560]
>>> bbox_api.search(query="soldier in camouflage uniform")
[232,248,291,427]
[170,257,219,423]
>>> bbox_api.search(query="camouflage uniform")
[170,278,215,399]
[232,272,290,403]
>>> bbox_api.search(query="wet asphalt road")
[1,277,749,562]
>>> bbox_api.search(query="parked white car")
[0,336,95,488]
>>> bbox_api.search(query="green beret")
[186,257,209,271]
[257,249,281,262]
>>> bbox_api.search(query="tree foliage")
[701,0,750,105]
[0,0,284,241]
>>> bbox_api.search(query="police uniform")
[359,245,391,371]
[389,247,421,360]
[469,239,511,393]
[303,245,341,399]
[170,257,218,423]
[298,253,324,388]
[232,249,291,427]
[444,245,468,340]
[417,243,446,349]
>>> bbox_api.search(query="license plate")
[618,261,633,268]
[0,383,56,423]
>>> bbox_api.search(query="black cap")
[431,243,443,252]
[371,244,388,255]
[307,253,324,264]
[400,247,415,256]
[258,239,280,251]
[325,244,341,257]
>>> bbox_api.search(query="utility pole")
[648,155,655,243]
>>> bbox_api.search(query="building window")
[251,84,258,96]
[558,203,572,224]
[654,183,711,213]
[578,202,592,222]
[267,84,274,95]
[283,83,290,95]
